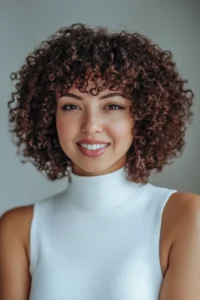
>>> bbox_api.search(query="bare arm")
[159,193,200,300]
[0,206,33,300]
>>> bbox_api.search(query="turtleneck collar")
[65,166,145,210]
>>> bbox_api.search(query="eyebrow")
[58,92,125,101]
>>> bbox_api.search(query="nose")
[80,112,103,134]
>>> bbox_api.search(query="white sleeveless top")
[29,167,176,300]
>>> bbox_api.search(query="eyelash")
[60,104,126,111]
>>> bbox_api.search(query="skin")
[1,82,200,299]
[55,81,135,176]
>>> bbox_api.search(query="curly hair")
[8,23,194,183]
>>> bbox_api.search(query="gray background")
[0,0,199,215]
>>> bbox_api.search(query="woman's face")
[56,81,135,176]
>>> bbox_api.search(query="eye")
[60,104,80,111]
[105,104,125,110]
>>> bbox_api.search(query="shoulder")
[159,192,200,298]
[0,207,34,298]
[162,191,200,240]
[160,191,200,275]
[0,205,34,228]
[165,191,200,227]
[0,205,34,251]
[170,191,200,208]
[171,191,200,238]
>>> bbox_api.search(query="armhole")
[154,189,177,280]
[29,202,39,275]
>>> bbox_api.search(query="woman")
[0,23,200,300]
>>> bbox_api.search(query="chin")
[72,160,123,176]
[79,166,110,176]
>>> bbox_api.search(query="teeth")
[80,144,108,150]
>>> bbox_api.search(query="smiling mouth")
[78,143,109,150]
[77,143,110,157]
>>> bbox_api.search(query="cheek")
[56,117,75,140]
[108,117,134,139]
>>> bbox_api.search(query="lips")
[77,143,110,157]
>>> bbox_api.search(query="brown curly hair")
[8,23,194,183]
